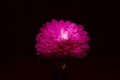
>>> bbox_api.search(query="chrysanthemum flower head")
[35,19,90,58]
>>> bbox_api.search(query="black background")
[1,0,118,80]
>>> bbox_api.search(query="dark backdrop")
[1,0,118,80]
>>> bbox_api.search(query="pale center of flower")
[60,28,68,40]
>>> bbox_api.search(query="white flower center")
[61,28,68,40]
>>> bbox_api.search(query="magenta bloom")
[35,19,90,58]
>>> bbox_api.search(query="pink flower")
[35,19,90,58]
